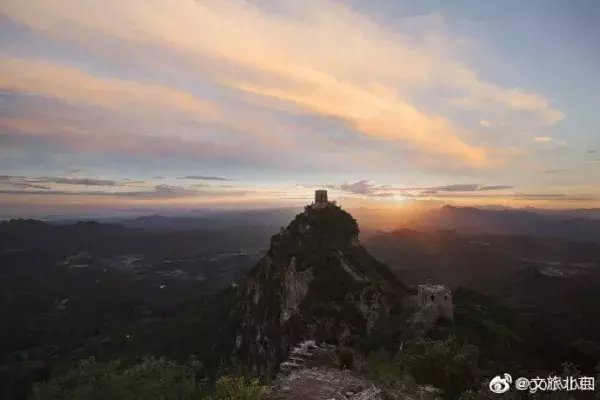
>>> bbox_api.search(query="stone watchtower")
[314,190,328,207]
[417,283,454,321]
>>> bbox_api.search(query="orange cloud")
[0,58,218,119]
[1,0,565,169]
[230,76,487,167]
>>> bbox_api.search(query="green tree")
[397,336,480,398]
[32,357,266,400]
[32,357,204,400]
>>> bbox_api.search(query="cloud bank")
[0,0,565,171]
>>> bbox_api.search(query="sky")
[0,0,599,217]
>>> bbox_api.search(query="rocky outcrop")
[267,341,441,400]
[235,203,407,375]
[267,367,383,400]
[281,257,312,322]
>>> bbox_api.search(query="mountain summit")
[235,192,407,373]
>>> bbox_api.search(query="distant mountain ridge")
[118,208,301,230]
[412,205,600,242]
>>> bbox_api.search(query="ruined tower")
[314,190,328,206]
[417,283,454,321]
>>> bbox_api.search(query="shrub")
[361,337,480,398]
[32,357,205,400]
[336,346,354,370]
[397,336,480,398]
[210,375,265,400]
[32,356,266,400]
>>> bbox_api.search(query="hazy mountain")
[117,208,300,230]
[411,205,600,242]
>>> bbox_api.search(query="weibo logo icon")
[489,373,512,394]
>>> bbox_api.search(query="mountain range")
[405,205,600,243]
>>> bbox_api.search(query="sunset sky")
[1,0,599,216]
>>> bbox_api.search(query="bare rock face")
[267,367,383,400]
[281,257,312,322]
[268,366,442,400]
[235,204,407,375]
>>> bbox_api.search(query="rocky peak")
[235,203,407,374]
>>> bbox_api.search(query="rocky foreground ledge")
[268,367,382,400]
[266,340,439,400]
[267,341,382,400]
